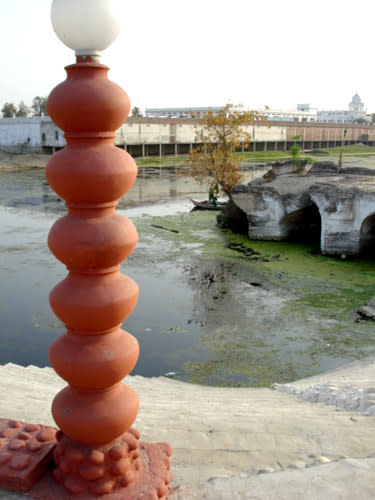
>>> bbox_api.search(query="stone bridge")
[231,162,375,256]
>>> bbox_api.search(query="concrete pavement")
[1,359,375,499]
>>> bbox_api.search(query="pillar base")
[29,428,172,500]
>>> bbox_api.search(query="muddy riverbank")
[2,204,375,386]
[1,164,375,386]
[0,151,48,170]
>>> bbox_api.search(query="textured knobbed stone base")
[0,419,57,492]
[29,428,172,500]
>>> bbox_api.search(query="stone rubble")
[357,297,375,320]
[276,382,375,414]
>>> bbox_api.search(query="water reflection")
[0,166,268,214]
[0,206,213,379]
[0,167,204,212]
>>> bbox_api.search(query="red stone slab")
[0,418,57,492]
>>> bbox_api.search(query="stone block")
[0,418,56,492]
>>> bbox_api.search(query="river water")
[0,166,264,375]
[1,162,375,386]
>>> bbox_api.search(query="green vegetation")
[313,144,375,156]
[136,151,303,168]
[136,155,189,166]
[134,144,375,169]
[236,151,292,162]
[131,106,143,117]
[1,102,17,118]
[1,96,48,118]
[289,134,302,165]
[31,96,48,116]
[16,101,30,117]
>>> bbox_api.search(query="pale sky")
[1,0,375,114]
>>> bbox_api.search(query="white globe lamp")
[51,0,122,57]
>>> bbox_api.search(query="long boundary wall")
[1,116,375,156]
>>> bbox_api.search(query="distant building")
[145,107,224,118]
[260,104,317,122]
[317,93,368,124]
[146,104,318,122]
[0,116,64,153]
[146,96,369,125]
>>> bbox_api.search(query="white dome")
[351,93,362,104]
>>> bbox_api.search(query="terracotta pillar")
[31,33,172,500]
[46,56,140,448]
[1,1,172,497]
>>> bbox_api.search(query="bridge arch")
[280,203,322,246]
[359,213,375,256]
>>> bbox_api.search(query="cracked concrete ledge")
[1,357,375,499]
